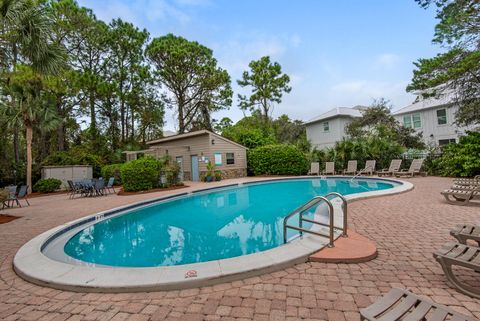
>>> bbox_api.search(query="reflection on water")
[64,179,395,267]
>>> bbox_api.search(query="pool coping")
[14,176,413,292]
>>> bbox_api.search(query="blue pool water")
[63,178,396,267]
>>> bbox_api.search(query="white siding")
[306,117,354,149]
[394,104,474,146]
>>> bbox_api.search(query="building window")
[403,113,422,129]
[323,121,329,132]
[214,152,222,166]
[412,113,421,128]
[438,139,456,146]
[436,109,447,125]
[226,152,235,165]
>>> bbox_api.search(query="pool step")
[309,230,377,263]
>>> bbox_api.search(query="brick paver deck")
[1,177,479,321]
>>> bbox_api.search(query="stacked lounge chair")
[441,186,480,205]
[442,177,480,205]
[394,159,425,177]
[377,159,402,177]
[433,223,480,299]
[454,175,480,186]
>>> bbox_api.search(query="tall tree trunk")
[56,96,65,151]
[202,106,212,130]
[120,99,125,143]
[178,98,185,134]
[125,106,129,140]
[12,45,20,166]
[131,107,135,141]
[262,98,269,123]
[13,127,20,164]
[89,91,99,153]
[26,124,33,194]
[89,93,97,135]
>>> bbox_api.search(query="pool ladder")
[283,192,348,247]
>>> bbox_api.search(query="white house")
[392,93,476,147]
[305,95,477,149]
[305,106,365,149]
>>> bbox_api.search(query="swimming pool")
[62,178,394,267]
[15,177,411,292]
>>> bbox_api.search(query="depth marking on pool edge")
[184,270,198,278]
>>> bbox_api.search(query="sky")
[78,0,441,132]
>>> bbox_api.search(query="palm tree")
[2,66,60,192]
[1,0,65,192]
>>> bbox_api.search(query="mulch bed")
[117,185,188,196]
[0,214,21,224]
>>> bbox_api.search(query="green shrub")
[434,132,480,177]
[33,178,62,193]
[248,144,309,175]
[223,126,276,149]
[121,157,163,192]
[101,163,123,185]
[162,162,181,187]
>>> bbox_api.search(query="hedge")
[248,144,309,175]
[434,131,480,177]
[120,157,162,192]
[101,163,123,185]
[33,178,62,193]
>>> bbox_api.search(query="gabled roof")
[393,92,455,116]
[147,130,247,150]
[305,106,364,124]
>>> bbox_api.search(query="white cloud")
[331,81,367,94]
[375,53,400,69]
[143,0,190,25]
[213,32,302,78]
[330,79,413,108]
[78,0,191,26]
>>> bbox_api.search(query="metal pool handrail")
[350,166,373,182]
[283,196,335,247]
[324,192,348,237]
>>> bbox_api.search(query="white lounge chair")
[322,162,335,175]
[454,175,480,186]
[343,160,357,175]
[360,160,376,176]
[442,186,480,206]
[308,162,320,175]
[377,159,402,177]
[394,159,425,177]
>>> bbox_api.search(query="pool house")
[124,130,248,181]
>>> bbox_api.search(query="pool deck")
[1,176,480,320]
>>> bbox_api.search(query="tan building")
[125,130,247,182]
